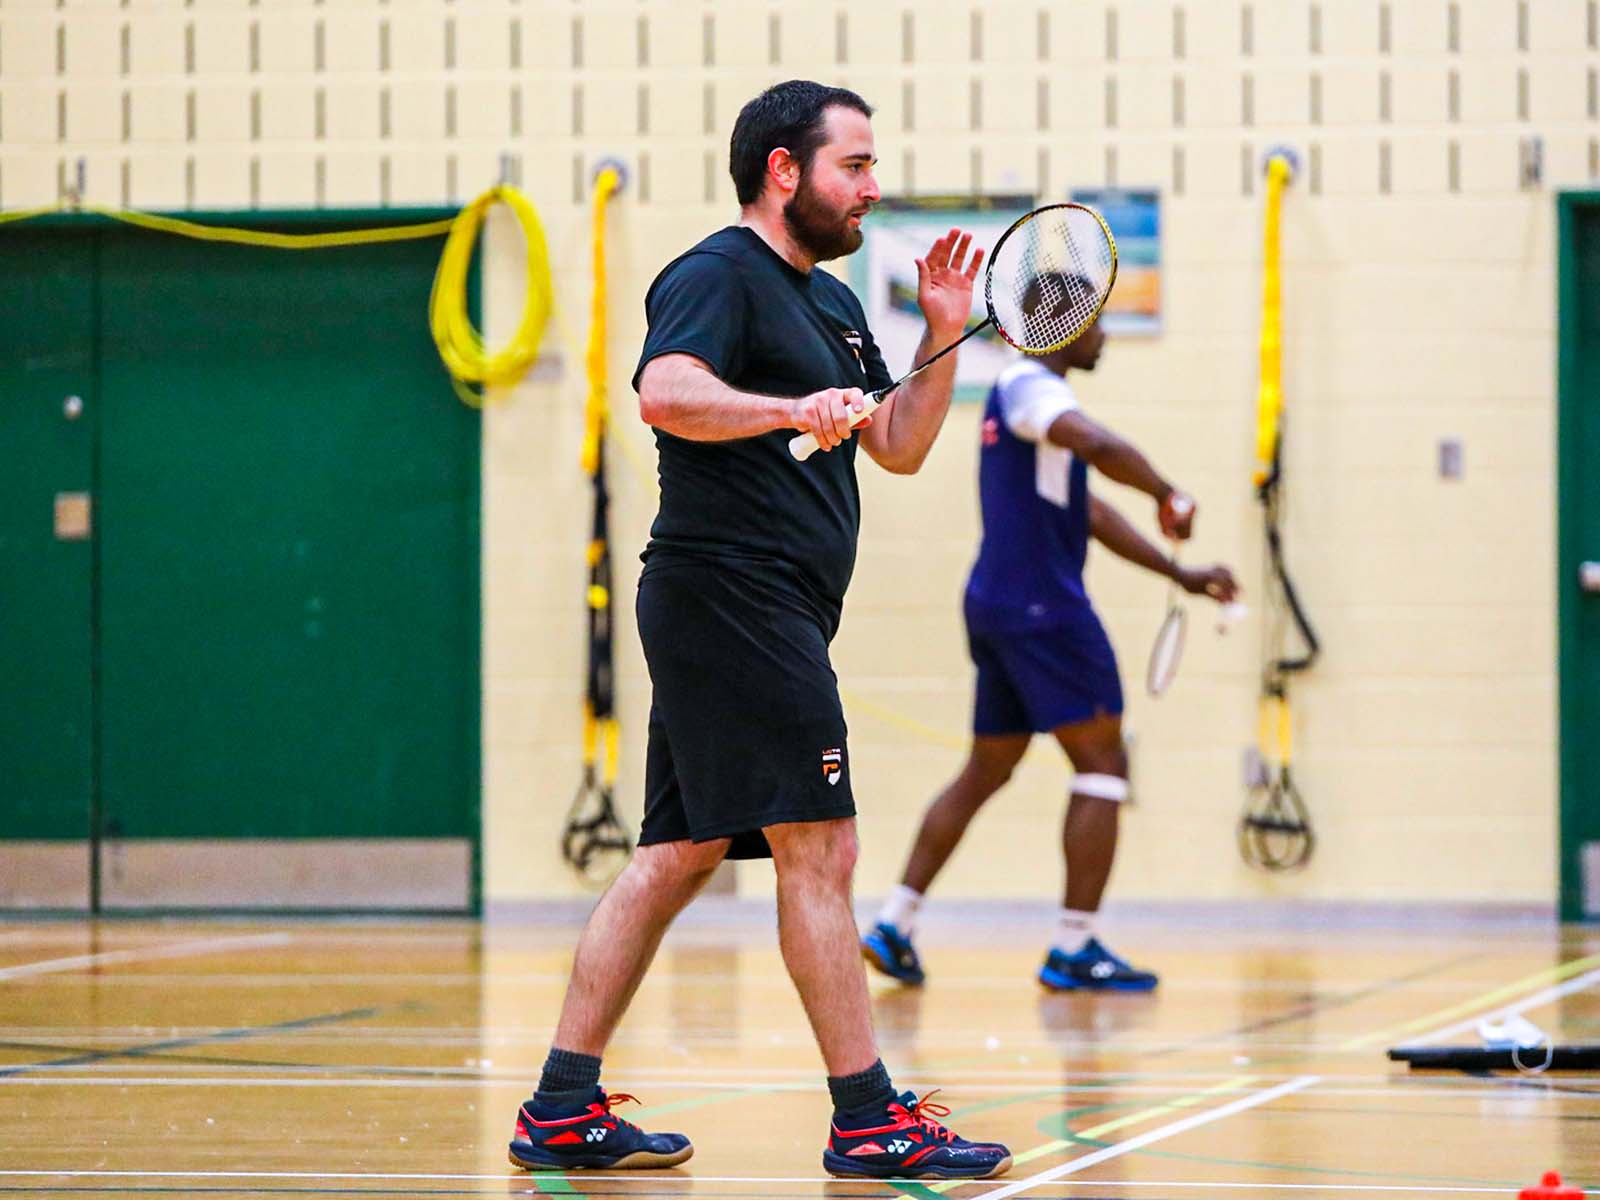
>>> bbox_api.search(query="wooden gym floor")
[0,910,1596,1198]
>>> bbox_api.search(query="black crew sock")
[534,1047,602,1109]
[827,1058,896,1116]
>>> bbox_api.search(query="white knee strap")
[1072,773,1129,802]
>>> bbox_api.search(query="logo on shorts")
[821,748,844,786]
[982,417,1000,446]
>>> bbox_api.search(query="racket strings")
[988,206,1116,353]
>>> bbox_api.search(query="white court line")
[24,973,1529,995]
[0,1170,1541,1194]
[0,932,292,981]
[2,1076,1591,1102]
[0,1030,1387,1052]
[0,1055,1571,1086]
[0,1040,1416,1056]
[1403,966,1600,1047]
[969,1076,1321,1200]
[1074,1188,1572,1196]
[113,973,1551,990]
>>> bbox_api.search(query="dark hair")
[729,80,873,206]
[1022,271,1097,318]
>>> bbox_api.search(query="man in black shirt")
[507,81,1012,1181]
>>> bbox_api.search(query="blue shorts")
[967,610,1124,736]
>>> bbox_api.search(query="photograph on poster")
[1070,187,1162,335]
[849,194,1034,403]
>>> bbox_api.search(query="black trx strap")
[562,431,633,883]
[1241,440,1320,872]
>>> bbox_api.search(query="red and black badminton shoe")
[823,1090,1012,1180]
[508,1088,692,1171]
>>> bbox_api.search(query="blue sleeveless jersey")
[964,359,1093,633]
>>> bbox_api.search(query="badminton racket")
[789,202,1118,461]
[1145,496,1195,697]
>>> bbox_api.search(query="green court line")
[628,1084,785,1120]
[909,1076,1259,1195]
[624,1044,1030,1123]
[944,1085,1098,1120]
[586,1043,1056,1199]
[0,1007,385,1079]
[1011,1076,1257,1167]
[888,1088,1149,1200]
[882,1074,1149,1199]
[532,1178,580,1195]
[1344,951,1600,1049]
[1030,1081,1254,1145]
[1160,950,1489,1052]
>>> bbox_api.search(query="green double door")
[0,215,479,911]
[1560,194,1600,923]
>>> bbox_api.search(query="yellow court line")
[1341,950,1600,1049]
[925,1075,1258,1193]
[838,689,970,751]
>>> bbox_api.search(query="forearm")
[1091,497,1176,579]
[1083,437,1174,502]
[866,326,958,473]
[638,357,792,442]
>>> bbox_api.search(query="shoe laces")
[892,1090,956,1143]
[599,1091,642,1131]
[1073,939,1127,970]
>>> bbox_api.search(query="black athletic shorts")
[635,554,855,860]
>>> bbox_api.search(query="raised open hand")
[915,228,984,343]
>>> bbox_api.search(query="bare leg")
[900,734,1031,893]
[767,817,878,1077]
[552,837,730,1055]
[1050,714,1127,913]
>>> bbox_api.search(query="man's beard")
[782,172,863,262]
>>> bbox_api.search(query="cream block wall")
[2,0,1589,906]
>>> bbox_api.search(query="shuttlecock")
[1478,1014,1546,1049]
[1217,601,1249,633]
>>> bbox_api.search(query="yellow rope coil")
[2,195,554,409]
[1253,154,1292,487]
[429,184,554,407]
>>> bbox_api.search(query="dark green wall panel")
[94,225,479,841]
[1559,197,1600,921]
[0,233,96,840]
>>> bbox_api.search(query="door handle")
[1582,562,1600,594]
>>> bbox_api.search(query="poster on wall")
[1069,187,1162,336]
[849,194,1034,403]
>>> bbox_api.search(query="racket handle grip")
[787,393,884,462]
[1159,490,1195,539]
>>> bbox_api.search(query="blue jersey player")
[863,284,1238,992]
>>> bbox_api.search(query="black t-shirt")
[632,226,893,630]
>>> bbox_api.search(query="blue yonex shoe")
[1038,937,1159,992]
[824,1090,1011,1179]
[508,1088,693,1171]
[861,922,926,985]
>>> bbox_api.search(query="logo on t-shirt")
[981,417,1001,446]
[840,329,866,375]
[821,747,844,785]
